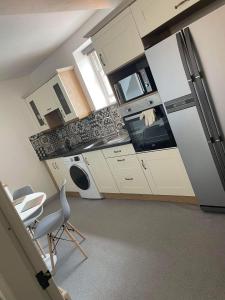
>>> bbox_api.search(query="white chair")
[34,180,87,273]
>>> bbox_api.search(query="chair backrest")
[60,180,71,223]
[13,185,33,200]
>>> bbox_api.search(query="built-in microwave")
[108,55,157,105]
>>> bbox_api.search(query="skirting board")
[66,192,80,198]
[66,191,197,205]
[102,193,198,205]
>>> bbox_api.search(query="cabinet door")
[107,155,151,194]
[57,159,77,192]
[138,149,194,196]
[131,0,200,37]
[83,151,119,193]
[34,83,59,116]
[46,159,63,189]
[46,158,77,191]
[25,94,49,131]
[92,8,144,74]
[49,75,77,122]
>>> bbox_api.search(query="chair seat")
[34,209,64,240]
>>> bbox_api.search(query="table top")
[15,192,46,221]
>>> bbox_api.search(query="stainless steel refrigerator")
[145,4,225,212]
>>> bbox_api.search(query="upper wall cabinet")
[25,67,91,132]
[92,8,144,74]
[131,0,200,37]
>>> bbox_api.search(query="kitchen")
[1,0,225,299]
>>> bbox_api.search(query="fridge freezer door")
[168,106,225,207]
[188,5,225,137]
[145,34,191,103]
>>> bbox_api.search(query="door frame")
[0,182,64,300]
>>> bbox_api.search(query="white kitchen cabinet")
[83,150,119,193]
[25,92,50,131]
[107,154,151,194]
[33,81,59,116]
[131,0,200,37]
[46,158,76,192]
[92,7,144,74]
[25,67,91,132]
[137,148,194,196]
[52,68,91,122]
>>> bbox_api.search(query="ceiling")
[0,0,118,81]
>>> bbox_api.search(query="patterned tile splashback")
[29,104,125,160]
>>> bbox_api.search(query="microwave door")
[114,83,125,105]
[119,73,145,102]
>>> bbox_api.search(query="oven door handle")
[125,113,142,121]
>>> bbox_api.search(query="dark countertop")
[42,134,131,161]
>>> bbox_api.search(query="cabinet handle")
[99,53,106,67]
[55,162,58,169]
[114,150,121,153]
[117,159,125,162]
[52,162,56,169]
[141,159,147,170]
[174,0,190,9]
[84,157,90,165]
[47,107,52,111]
[125,177,134,181]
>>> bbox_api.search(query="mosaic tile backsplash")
[29,104,125,160]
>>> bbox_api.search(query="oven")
[119,93,176,152]
[108,55,157,105]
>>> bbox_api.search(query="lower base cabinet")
[46,158,76,192]
[107,154,152,194]
[83,151,119,193]
[137,148,194,196]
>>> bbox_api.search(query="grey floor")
[41,197,225,300]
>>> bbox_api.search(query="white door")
[138,149,194,196]
[92,8,144,74]
[131,0,199,37]
[83,150,119,193]
[107,155,151,194]
[0,183,64,300]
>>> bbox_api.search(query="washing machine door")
[70,165,90,190]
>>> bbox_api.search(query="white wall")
[0,76,57,197]
[29,9,116,89]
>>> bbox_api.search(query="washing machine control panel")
[74,156,80,161]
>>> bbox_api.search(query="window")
[73,40,116,111]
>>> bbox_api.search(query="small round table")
[15,192,46,221]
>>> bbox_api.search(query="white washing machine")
[63,155,102,199]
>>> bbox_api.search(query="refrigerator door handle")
[183,27,223,140]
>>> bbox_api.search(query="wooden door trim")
[102,193,198,205]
